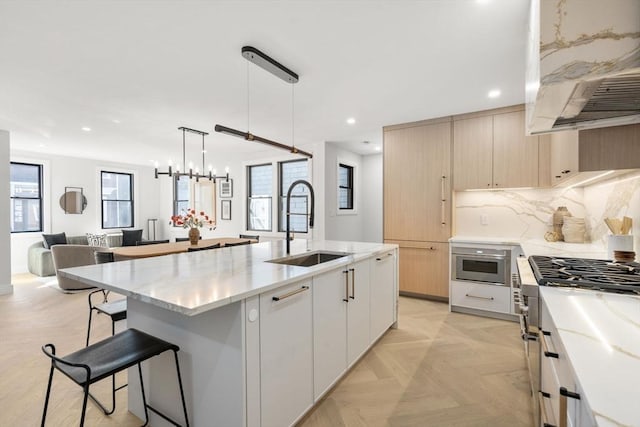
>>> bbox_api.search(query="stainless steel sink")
[267,251,350,267]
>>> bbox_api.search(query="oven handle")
[539,330,559,358]
[452,253,508,261]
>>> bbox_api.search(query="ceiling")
[0,0,529,165]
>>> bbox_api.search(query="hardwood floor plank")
[1,276,532,426]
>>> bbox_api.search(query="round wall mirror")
[59,187,87,214]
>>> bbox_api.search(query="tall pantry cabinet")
[383,118,452,299]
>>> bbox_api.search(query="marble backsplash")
[455,187,586,240]
[455,171,640,252]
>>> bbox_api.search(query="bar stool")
[41,328,189,427]
[86,251,126,347]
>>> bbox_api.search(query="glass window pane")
[11,199,41,232]
[101,172,131,200]
[176,175,190,201]
[338,165,349,187]
[280,195,308,233]
[102,201,133,228]
[249,164,272,197]
[248,198,271,231]
[280,160,308,196]
[10,163,40,198]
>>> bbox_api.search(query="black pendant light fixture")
[155,126,229,182]
[214,46,312,159]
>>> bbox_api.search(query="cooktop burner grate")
[529,255,640,295]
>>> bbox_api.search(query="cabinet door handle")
[343,270,349,302]
[376,253,394,261]
[559,387,581,427]
[272,285,309,301]
[538,392,556,427]
[349,268,355,299]
[440,176,446,226]
[465,293,494,301]
[539,330,559,358]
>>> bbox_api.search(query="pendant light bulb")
[225,166,230,174]
[208,164,213,171]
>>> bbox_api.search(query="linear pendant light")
[214,46,312,158]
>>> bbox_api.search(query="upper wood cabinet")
[550,130,579,185]
[452,116,493,190]
[453,109,541,190]
[383,120,451,242]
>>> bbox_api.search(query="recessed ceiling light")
[38,143,45,148]
[374,146,382,152]
[488,89,501,98]
[82,126,91,132]
[112,119,121,124]
[346,118,356,125]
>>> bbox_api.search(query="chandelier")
[154,126,229,182]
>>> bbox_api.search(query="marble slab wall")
[583,171,640,251]
[455,188,586,240]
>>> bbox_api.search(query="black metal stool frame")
[86,289,127,346]
[41,333,189,427]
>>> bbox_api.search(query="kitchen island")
[59,239,398,427]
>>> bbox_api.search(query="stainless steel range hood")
[526,0,640,135]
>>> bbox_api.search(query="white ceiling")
[0,0,529,165]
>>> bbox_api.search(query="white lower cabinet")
[313,259,371,399]
[540,298,596,427]
[450,280,511,313]
[259,280,313,427]
[370,251,396,343]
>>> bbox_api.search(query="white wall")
[361,153,383,242]
[0,131,12,293]
[10,150,162,274]
[324,143,382,242]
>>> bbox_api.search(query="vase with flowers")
[171,209,215,245]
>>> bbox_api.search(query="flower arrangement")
[171,209,215,230]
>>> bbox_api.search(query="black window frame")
[100,170,134,229]
[246,163,273,232]
[10,161,43,233]
[278,159,309,233]
[338,163,354,210]
[173,174,190,224]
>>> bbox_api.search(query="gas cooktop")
[529,255,640,295]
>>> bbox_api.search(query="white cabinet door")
[347,259,371,366]
[312,268,348,399]
[370,251,396,343]
[260,281,313,427]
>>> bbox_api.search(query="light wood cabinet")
[453,109,541,190]
[550,130,580,185]
[389,241,449,299]
[453,116,493,190]
[493,110,540,188]
[383,120,451,242]
[260,280,313,427]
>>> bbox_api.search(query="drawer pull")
[539,330,559,358]
[349,268,355,300]
[559,387,580,427]
[465,294,494,301]
[375,253,394,261]
[343,270,349,302]
[272,285,309,302]
[538,391,556,427]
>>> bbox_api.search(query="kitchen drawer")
[450,281,510,313]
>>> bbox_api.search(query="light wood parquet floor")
[0,274,532,426]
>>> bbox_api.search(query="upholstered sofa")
[28,234,123,277]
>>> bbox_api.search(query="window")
[338,163,354,210]
[247,164,273,231]
[101,171,133,229]
[10,162,43,232]
[174,175,190,217]
[279,160,309,232]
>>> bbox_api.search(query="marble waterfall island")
[59,240,399,427]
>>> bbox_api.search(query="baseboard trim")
[0,283,14,295]
[451,305,518,322]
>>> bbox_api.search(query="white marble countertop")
[540,286,640,427]
[59,240,397,316]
